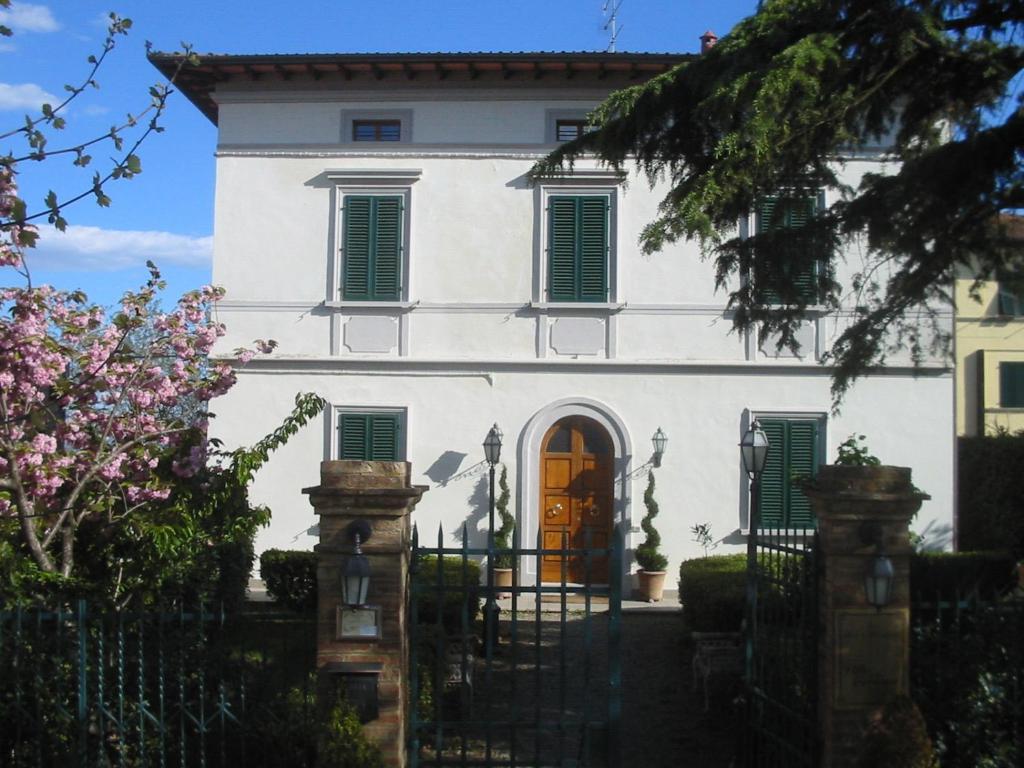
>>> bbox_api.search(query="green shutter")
[786,420,819,529]
[758,419,787,528]
[549,197,579,301]
[342,196,402,301]
[343,197,372,300]
[755,195,819,305]
[339,413,402,460]
[548,196,608,302]
[998,283,1024,316]
[756,418,819,529]
[579,197,609,300]
[1000,362,1024,407]
[372,197,402,300]
[339,414,370,459]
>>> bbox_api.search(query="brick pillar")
[805,465,927,768]
[304,460,427,768]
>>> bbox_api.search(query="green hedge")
[678,554,746,632]
[260,550,318,613]
[413,556,481,632]
[958,435,1024,557]
[910,551,1017,600]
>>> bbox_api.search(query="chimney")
[699,29,718,54]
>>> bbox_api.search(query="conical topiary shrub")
[636,470,668,572]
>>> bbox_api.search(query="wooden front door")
[540,416,613,583]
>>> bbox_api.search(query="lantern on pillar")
[342,521,372,607]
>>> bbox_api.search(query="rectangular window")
[342,195,403,301]
[997,282,1024,316]
[556,119,588,142]
[337,412,404,460]
[755,195,822,305]
[757,417,821,529]
[353,119,401,142]
[999,362,1024,407]
[548,195,609,302]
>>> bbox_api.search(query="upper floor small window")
[556,119,588,142]
[353,119,401,142]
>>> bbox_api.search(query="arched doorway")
[539,415,613,583]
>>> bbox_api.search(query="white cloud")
[31,226,213,271]
[82,103,110,117]
[0,4,59,33]
[0,82,59,111]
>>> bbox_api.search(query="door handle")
[546,503,563,518]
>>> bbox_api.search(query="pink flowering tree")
[0,259,283,581]
[0,9,325,600]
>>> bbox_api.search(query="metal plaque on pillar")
[835,608,908,708]
[336,605,382,640]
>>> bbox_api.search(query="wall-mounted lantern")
[860,521,894,609]
[651,427,668,468]
[342,520,372,607]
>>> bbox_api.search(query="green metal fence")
[409,524,623,768]
[0,601,316,768]
[743,527,819,768]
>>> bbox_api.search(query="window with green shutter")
[755,195,821,305]
[997,282,1024,316]
[337,412,404,460]
[342,195,403,301]
[999,362,1024,407]
[548,195,609,302]
[756,417,821,529]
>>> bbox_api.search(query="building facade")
[152,52,956,583]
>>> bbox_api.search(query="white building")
[151,51,955,585]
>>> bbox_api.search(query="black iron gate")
[744,526,819,767]
[409,524,623,768]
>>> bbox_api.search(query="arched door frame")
[517,398,633,586]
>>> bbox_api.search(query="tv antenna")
[603,0,623,52]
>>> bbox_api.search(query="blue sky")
[1,0,757,307]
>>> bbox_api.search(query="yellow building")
[956,274,1024,436]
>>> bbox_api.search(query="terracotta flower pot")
[493,567,513,599]
[636,569,667,602]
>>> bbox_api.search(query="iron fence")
[743,527,819,768]
[911,589,1024,767]
[409,524,623,768]
[0,600,316,768]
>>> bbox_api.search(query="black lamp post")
[483,424,503,648]
[739,419,770,682]
[651,427,668,468]
[342,520,372,607]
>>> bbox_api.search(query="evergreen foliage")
[958,434,1024,557]
[636,470,668,572]
[533,0,1024,401]
[260,549,318,613]
[492,464,515,569]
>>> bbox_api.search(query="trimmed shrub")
[260,549,318,613]
[678,554,746,632]
[636,471,668,572]
[493,465,515,569]
[958,435,1024,557]
[857,696,938,768]
[413,556,481,631]
[910,551,1017,600]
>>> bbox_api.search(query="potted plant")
[492,465,515,597]
[636,470,669,601]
